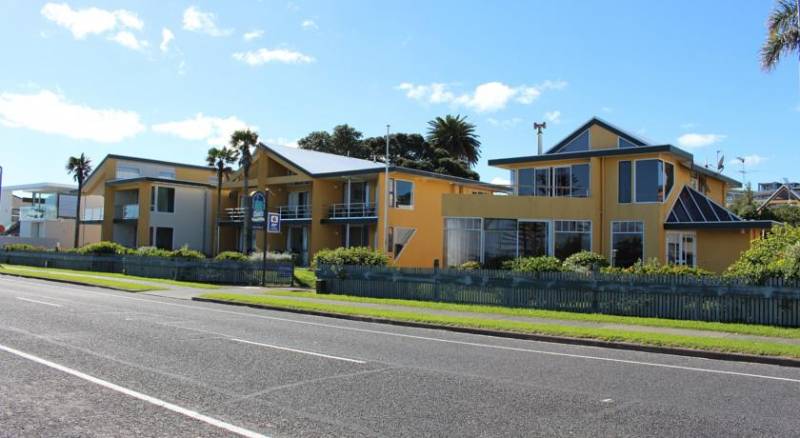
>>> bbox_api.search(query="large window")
[570,164,590,197]
[554,220,591,259]
[535,168,552,196]
[612,221,644,267]
[343,224,370,248]
[444,218,482,267]
[150,227,174,250]
[667,232,696,267]
[117,166,141,179]
[634,159,674,203]
[560,130,590,152]
[515,164,589,198]
[483,219,517,268]
[554,167,571,197]
[151,186,175,213]
[517,169,535,195]
[619,161,632,203]
[390,179,414,208]
[518,221,549,257]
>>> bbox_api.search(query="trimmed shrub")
[503,256,563,273]
[781,242,800,280]
[3,243,47,252]
[248,251,293,262]
[563,251,609,273]
[311,247,389,268]
[214,251,250,262]
[726,225,800,282]
[457,260,482,271]
[75,241,132,256]
[169,245,206,261]
[604,258,712,277]
[135,246,173,258]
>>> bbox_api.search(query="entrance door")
[287,226,309,265]
[666,232,696,267]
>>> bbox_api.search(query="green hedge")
[214,251,250,262]
[604,258,712,277]
[73,241,133,256]
[312,247,389,268]
[726,225,800,282]
[503,256,563,273]
[2,243,47,252]
[563,251,609,273]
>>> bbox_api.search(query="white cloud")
[396,80,567,113]
[160,28,174,52]
[232,48,315,66]
[728,154,767,167]
[243,29,264,41]
[490,176,511,186]
[301,19,318,30]
[487,117,522,128]
[152,113,255,145]
[266,137,299,148]
[677,133,726,148]
[182,6,232,37]
[601,106,613,113]
[109,31,147,51]
[545,110,561,124]
[0,89,144,142]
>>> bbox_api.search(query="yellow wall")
[696,229,754,273]
[589,124,619,150]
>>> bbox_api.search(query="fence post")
[433,260,441,302]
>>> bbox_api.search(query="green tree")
[426,114,481,166]
[760,0,800,70]
[298,124,370,158]
[230,129,259,254]
[65,153,92,249]
[206,146,239,254]
[362,133,480,180]
[730,183,762,219]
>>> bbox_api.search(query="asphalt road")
[2,276,800,437]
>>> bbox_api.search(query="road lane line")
[0,342,270,438]
[230,338,366,364]
[4,277,800,383]
[16,297,62,307]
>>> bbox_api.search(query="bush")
[457,260,482,271]
[503,256,563,273]
[169,245,206,261]
[75,241,132,256]
[726,225,800,282]
[135,246,173,258]
[248,251,293,262]
[781,242,800,280]
[604,258,712,277]
[312,247,389,268]
[3,243,47,252]
[563,251,609,273]
[214,251,250,262]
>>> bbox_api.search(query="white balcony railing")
[82,207,104,221]
[328,202,377,219]
[19,205,57,221]
[279,204,311,220]
[114,204,139,220]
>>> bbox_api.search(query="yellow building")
[441,118,775,272]
[82,155,218,252]
[218,144,506,266]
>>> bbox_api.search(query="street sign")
[267,212,281,234]
[251,192,265,221]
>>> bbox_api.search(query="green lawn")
[0,264,220,290]
[260,290,800,340]
[293,268,316,289]
[0,265,159,292]
[198,292,800,359]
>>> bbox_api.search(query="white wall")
[116,160,176,180]
[148,184,211,253]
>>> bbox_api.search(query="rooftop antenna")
[533,121,547,155]
[736,156,747,186]
[716,150,724,173]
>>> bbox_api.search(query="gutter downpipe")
[383,125,391,254]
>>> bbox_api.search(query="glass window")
[534,168,551,196]
[158,171,176,179]
[483,219,517,269]
[156,187,175,213]
[444,218,482,267]
[518,221,549,257]
[154,227,174,251]
[618,138,638,149]
[517,168,535,196]
[117,166,141,180]
[344,224,370,248]
[619,161,632,203]
[554,167,571,197]
[390,227,416,259]
[394,180,413,208]
[664,162,674,198]
[554,220,591,259]
[612,221,644,268]
[570,164,590,197]
[635,159,664,203]
[667,232,696,267]
[560,130,590,152]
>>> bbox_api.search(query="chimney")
[533,122,547,155]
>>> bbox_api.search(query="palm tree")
[229,129,259,253]
[426,114,481,166]
[761,0,800,71]
[66,153,92,249]
[206,146,239,255]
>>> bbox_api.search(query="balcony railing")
[279,204,311,220]
[114,204,139,220]
[19,205,57,221]
[82,207,104,221]
[328,202,377,219]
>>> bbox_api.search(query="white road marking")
[3,277,800,383]
[0,342,269,438]
[16,297,62,307]
[230,338,366,364]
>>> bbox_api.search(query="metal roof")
[261,143,385,176]
[665,185,777,229]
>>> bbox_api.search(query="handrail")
[327,202,377,218]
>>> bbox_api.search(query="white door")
[666,232,696,267]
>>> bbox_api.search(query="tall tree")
[206,146,239,254]
[230,129,259,253]
[426,114,481,166]
[298,124,370,158]
[65,153,92,249]
[761,0,800,70]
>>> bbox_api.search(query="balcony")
[19,205,57,221]
[327,203,377,219]
[114,204,139,220]
[82,207,104,222]
[279,204,311,220]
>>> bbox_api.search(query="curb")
[191,297,800,368]
[0,272,151,292]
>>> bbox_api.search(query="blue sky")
[0,0,797,188]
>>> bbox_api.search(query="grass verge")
[199,292,800,359]
[261,290,800,340]
[0,264,220,290]
[293,268,316,289]
[0,266,159,292]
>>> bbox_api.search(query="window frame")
[388,226,416,260]
[629,158,676,204]
[610,220,645,267]
[553,219,593,259]
[514,163,590,198]
[666,231,697,267]
[116,166,141,180]
[151,185,176,214]
[391,179,415,209]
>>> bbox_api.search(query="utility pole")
[383,125,390,254]
[533,122,547,155]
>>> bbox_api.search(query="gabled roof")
[757,184,800,211]
[665,186,777,230]
[546,117,650,154]
[84,154,213,188]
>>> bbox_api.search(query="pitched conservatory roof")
[665,186,777,230]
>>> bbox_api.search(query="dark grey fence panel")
[0,251,293,286]
[316,265,800,327]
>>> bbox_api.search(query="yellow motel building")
[441,118,776,273]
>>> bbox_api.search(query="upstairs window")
[621,159,674,204]
[535,168,552,196]
[117,166,141,180]
[619,161,632,203]
[517,169,535,196]
[151,186,175,213]
[618,138,639,149]
[515,164,589,198]
[390,179,414,208]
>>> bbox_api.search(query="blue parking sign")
[267,212,281,233]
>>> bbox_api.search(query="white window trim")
[666,231,697,267]
[553,219,593,256]
[516,163,590,198]
[392,179,415,210]
[610,220,645,267]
